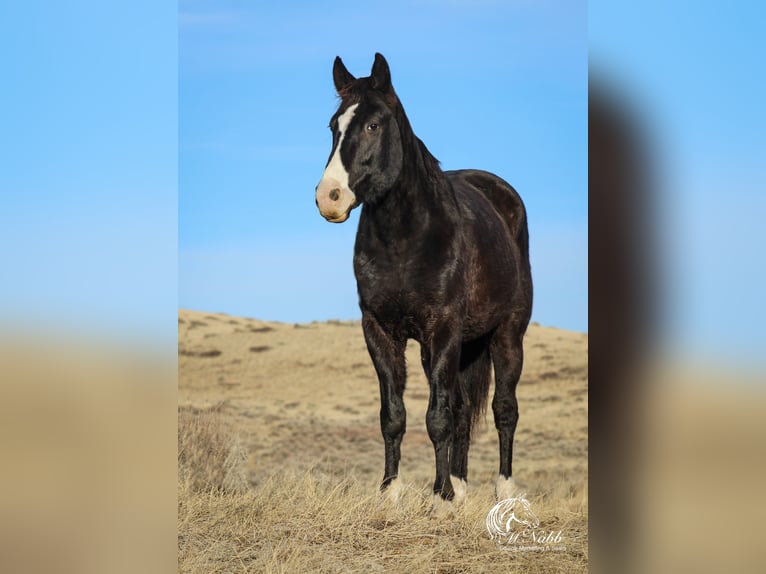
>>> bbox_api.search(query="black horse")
[315,54,533,513]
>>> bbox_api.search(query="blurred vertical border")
[590,3,766,573]
[0,2,177,573]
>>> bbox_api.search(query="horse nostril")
[329,188,340,201]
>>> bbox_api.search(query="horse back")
[446,169,529,262]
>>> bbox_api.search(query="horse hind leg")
[450,337,492,507]
[490,317,527,501]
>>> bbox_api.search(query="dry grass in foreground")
[179,469,587,573]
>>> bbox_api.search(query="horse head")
[315,53,406,222]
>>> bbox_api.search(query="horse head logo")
[486,494,540,541]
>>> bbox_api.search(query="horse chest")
[354,247,461,330]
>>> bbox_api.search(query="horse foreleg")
[362,313,407,502]
[425,325,461,515]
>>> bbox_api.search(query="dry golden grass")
[178,404,249,494]
[179,470,587,573]
[178,309,588,572]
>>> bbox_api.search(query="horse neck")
[361,124,457,243]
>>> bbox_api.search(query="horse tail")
[458,335,493,431]
[512,198,533,317]
[494,182,532,300]
[514,200,530,269]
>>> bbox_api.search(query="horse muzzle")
[315,177,357,223]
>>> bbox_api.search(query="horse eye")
[366,122,379,132]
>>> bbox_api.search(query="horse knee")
[426,405,453,444]
[492,399,519,430]
[380,403,406,438]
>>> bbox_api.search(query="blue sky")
[0,1,177,344]
[590,2,766,363]
[179,0,588,331]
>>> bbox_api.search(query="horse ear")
[333,56,356,94]
[370,52,392,93]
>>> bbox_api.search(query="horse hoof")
[380,477,404,505]
[451,475,467,508]
[430,494,455,519]
[495,475,520,501]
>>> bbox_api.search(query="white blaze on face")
[316,103,359,223]
[323,103,359,191]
